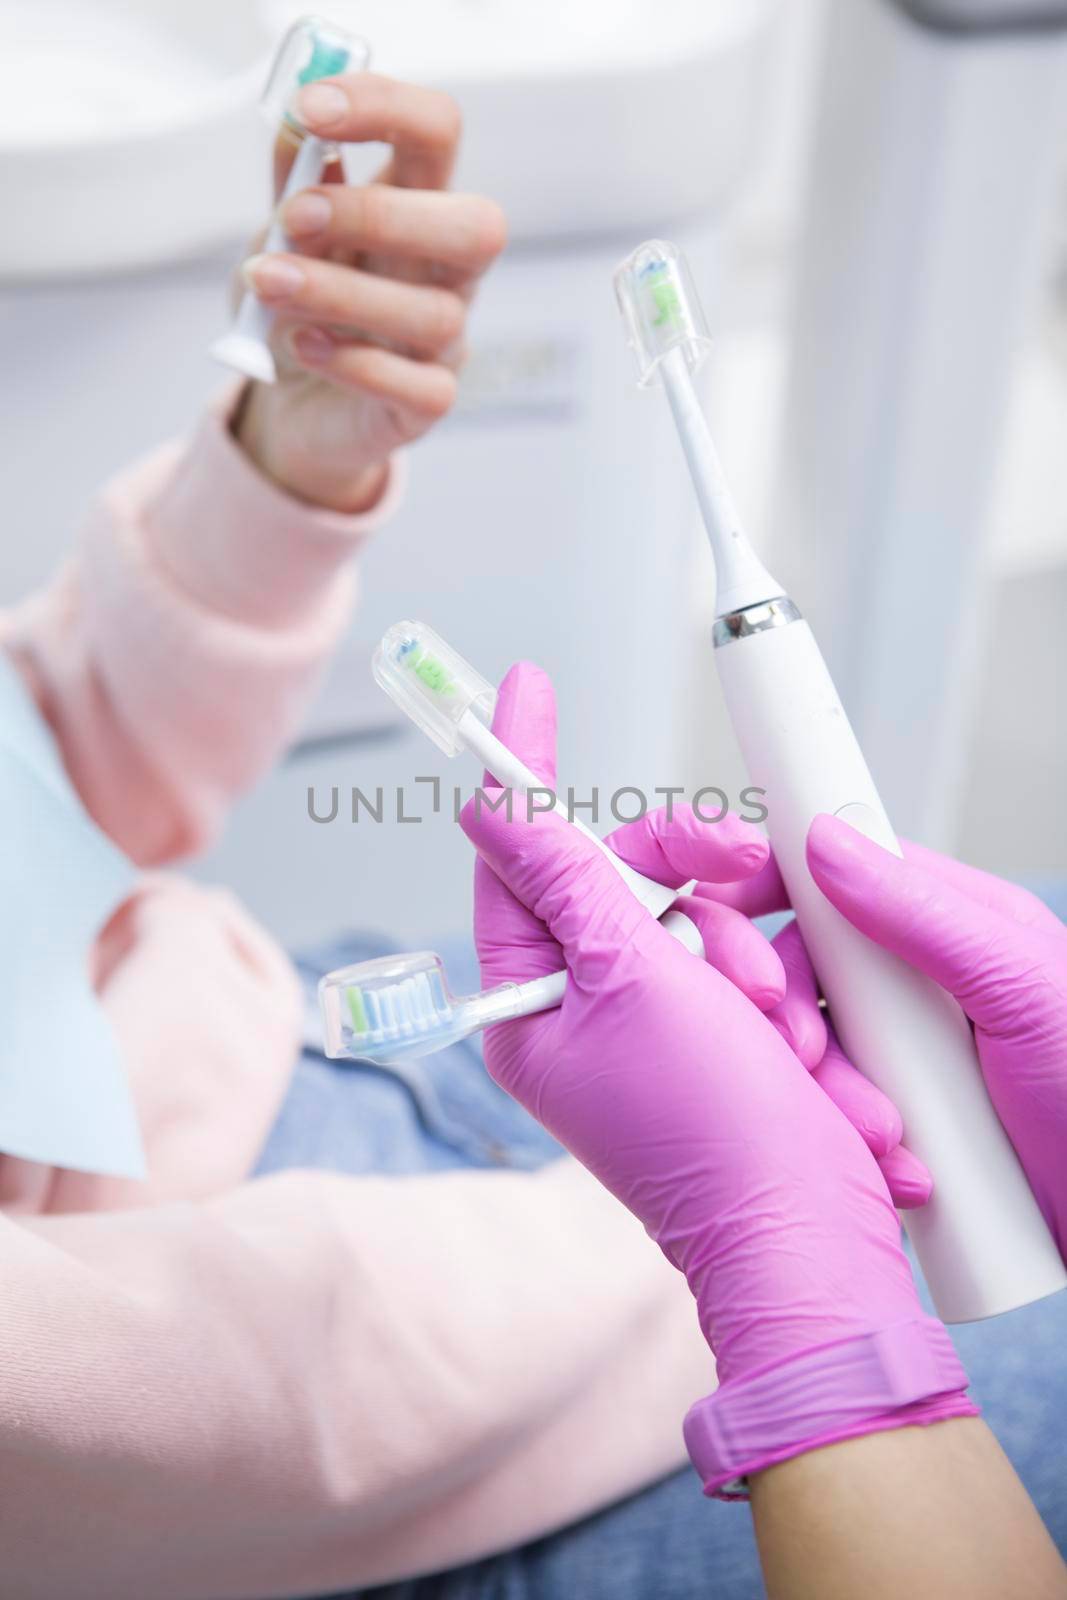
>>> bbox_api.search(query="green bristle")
[400,642,457,697]
[346,985,369,1034]
[298,38,350,86]
[647,266,683,329]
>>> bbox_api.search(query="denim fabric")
[353,1471,762,1600]
[262,921,1067,1600]
[255,932,561,1178]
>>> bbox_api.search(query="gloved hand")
[461,664,976,1496]
[798,815,1067,1262]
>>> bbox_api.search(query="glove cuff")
[684,1317,977,1500]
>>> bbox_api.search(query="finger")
[672,894,786,1011]
[473,664,562,989]
[243,252,466,357]
[461,801,653,976]
[606,804,769,888]
[807,814,1037,1033]
[283,335,458,422]
[270,121,342,197]
[689,850,791,918]
[296,73,462,189]
[473,852,564,989]
[808,1023,933,1205]
[485,663,558,791]
[810,1033,904,1159]
[901,839,1065,938]
[878,1144,934,1210]
[281,184,507,283]
[764,920,827,1069]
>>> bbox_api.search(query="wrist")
[684,1318,976,1500]
[232,383,390,514]
[144,387,398,633]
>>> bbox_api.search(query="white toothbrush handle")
[458,710,705,1030]
[210,133,326,385]
[504,908,704,1027]
[459,711,680,920]
[716,615,1066,1322]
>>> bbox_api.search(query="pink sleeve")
[0,389,404,866]
[5,1158,714,1599]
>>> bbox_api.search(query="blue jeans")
[258,932,1067,1600]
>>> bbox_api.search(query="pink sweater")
[0,395,715,1600]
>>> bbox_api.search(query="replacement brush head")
[319,949,531,1065]
[261,14,370,138]
[373,620,496,756]
[614,239,712,387]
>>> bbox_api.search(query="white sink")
[0,0,271,277]
[264,0,763,82]
[272,0,779,241]
[0,0,784,944]
[0,0,778,276]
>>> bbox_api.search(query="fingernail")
[862,1117,897,1159]
[752,983,786,1013]
[243,254,305,299]
[806,813,857,868]
[735,835,769,873]
[290,326,335,363]
[297,82,348,128]
[894,1176,934,1210]
[722,813,769,859]
[283,191,332,236]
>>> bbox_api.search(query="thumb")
[483,660,557,790]
[471,660,563,988]
[461,799,655,980]
[605,803,769,888]
[807,814,1026,1031]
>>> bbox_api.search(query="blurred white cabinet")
[0,0,781,945]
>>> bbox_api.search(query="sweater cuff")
[683,1318,976,1500]
[145,385,406,629]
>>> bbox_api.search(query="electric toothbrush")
[320,621,705,1065]
[615,240,1067,1323]
[210,15,369,385]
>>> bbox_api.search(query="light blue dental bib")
[0,655,145,1177]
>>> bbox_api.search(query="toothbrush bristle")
[298,39,350,86]
[345,984,368,1034]
[396,639,457,698]
[642,262,682,329]
[344,969,450,1045]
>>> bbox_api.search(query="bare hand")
[235,74,506,511]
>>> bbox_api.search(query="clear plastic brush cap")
[373,620,496,756]
[614,240,713,387]
[261,14,370,144]
[319,951,528,1065]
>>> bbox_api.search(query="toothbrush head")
[373,621,496,756]
[614,240,712,387]
[297,35,352,86]
[261,15,370,135]
[320,951,455,1063]
[319,950,523,1064]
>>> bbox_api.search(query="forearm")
[5,1159,711,1599]
[749,1418,1067,1600]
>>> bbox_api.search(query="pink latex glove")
[798,815,1067,1262]
[479,667,929,1208]
[461,665,975,1496]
